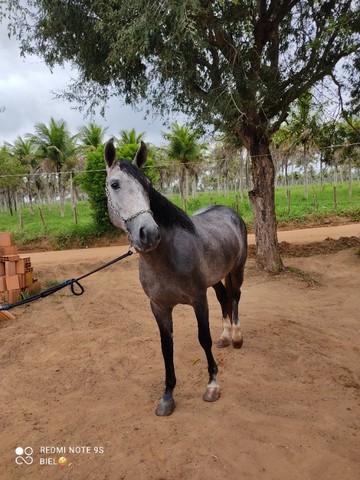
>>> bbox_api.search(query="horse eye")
[110,181,120,190]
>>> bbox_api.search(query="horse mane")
[120,160,196,234]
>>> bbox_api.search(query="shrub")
[79,144,112,230]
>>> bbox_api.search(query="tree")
[119,128,145,146]
[286,92,320,199]
[28,117,77,216]
[7,136,39,213]
[78,122,108,152]
[163,123,205,210]
[0,146,26,215]
[4,1,360,270]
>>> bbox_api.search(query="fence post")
[333,186,337,210]
[18,209,24,230]
[73,204,78,225]
[286,189,291,214]
[313,190,318,210]
[39,207,46,231]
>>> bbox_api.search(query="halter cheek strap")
[105,184,153,237]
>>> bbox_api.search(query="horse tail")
[225,274,233,323]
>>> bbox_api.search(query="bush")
[79,145,112,230]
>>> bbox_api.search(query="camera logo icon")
[15,447,34,465]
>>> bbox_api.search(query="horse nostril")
[139,226,147,243]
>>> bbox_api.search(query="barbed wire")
[0,141,359,179]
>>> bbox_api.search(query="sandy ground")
[0,224,359,480]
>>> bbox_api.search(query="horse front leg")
[193,294,220,402]
[150,301,176,416]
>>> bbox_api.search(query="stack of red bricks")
[0,232,41,305]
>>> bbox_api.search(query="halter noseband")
[105,184,153,237]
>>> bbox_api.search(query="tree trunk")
[348,158,352,197]
[303,145,309,200]
[6,186,14,216]
[247,137,283,272]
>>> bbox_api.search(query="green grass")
[1,182,359,250]
[170,182,360,225]
[0,202,117,250]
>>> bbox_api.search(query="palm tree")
[286,92,320,199]
[78,122,108,152]
[9,136,38,213]
[29,117,77,216]
[118,128,145,145]
[163,123,205,210]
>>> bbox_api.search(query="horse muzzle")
[132,223,161,253]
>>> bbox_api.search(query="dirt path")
[24,223,360,266]
[0,224,359,480]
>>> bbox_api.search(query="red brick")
[1,245,17,255]
[7,289,21,303]
[5,262,16,276]
[0,232,12,247]
[16,259,26,274]
[5,275,20,290]
[25,272,33,287]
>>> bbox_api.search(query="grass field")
[1,182,359,250]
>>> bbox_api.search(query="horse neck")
[148,186,195,234]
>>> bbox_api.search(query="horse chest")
[138,258,203,306]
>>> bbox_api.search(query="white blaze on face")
[107,164,150,231]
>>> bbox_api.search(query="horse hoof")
[203,386,220,402]
[156,398,175,416]
[217,337,231,348]
[232,337,243,349]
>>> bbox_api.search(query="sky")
[0,22,179,147]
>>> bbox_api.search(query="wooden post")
[72,204,78,225]
[333,186,337,210]
[235,194,239,213]
[39,207,46,231]
[313,191,318,210]
[18,209,24,230]
[286,189,291,214]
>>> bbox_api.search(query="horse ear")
[133,141,148,169]
[104,138,117,168]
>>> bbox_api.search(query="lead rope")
[0,247,134,311]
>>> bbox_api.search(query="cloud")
[0,23,182,146]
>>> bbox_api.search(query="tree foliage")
[0,145,27,214]
[3,1,358,132]
[80,144,111,230]
[2,0,359,270]
[78,122,108,152]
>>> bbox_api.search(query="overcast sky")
[0,22,180,147]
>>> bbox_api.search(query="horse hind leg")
[231,289,243,348]
[228,267,245,349]
[212,282,231,348]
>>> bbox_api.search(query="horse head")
[104,139,160,253]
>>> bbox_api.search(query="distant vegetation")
[1,182,359,251]
[1,120,359,251]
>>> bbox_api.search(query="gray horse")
[104,139,247,416]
